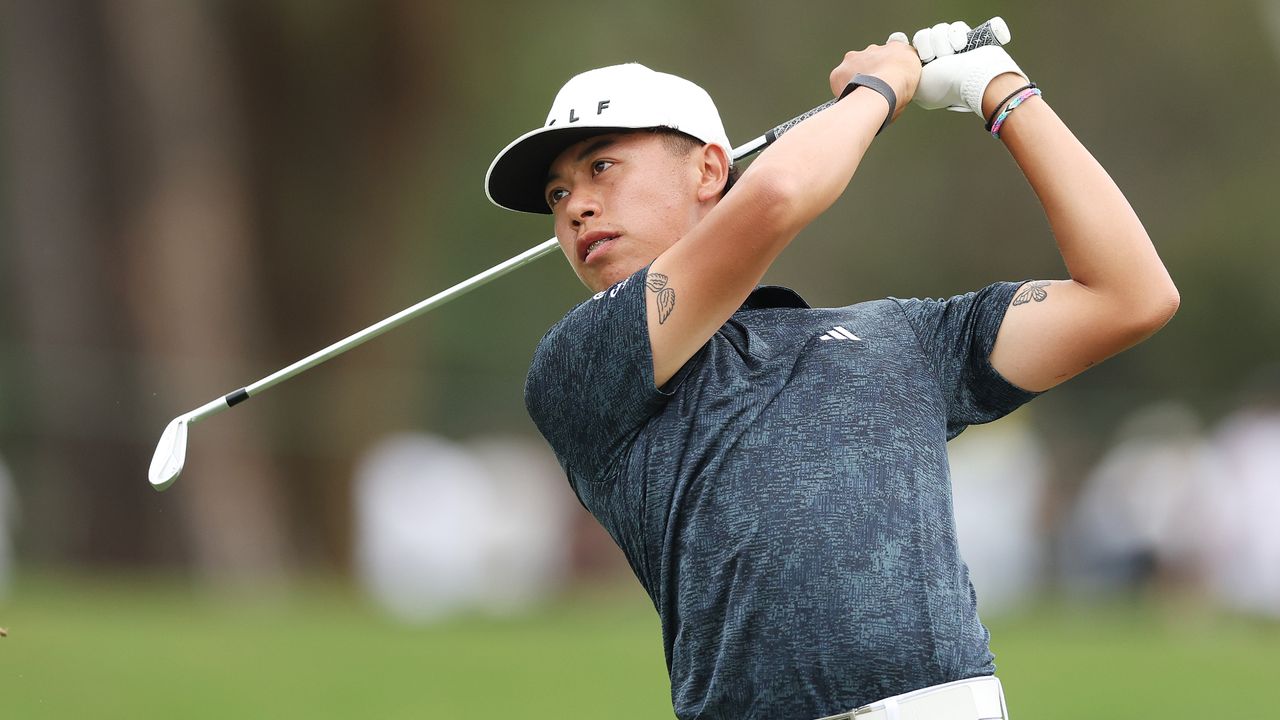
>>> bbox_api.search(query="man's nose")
[567,190,601,226]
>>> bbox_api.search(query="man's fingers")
[929,23,955,58]
[887,31,909,45]
[913,27,936,61]
[947,21,971,52]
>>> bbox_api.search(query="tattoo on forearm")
[646,273,676,324]
[1013,281,1051,306]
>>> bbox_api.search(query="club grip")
[761,17,1010,145]
[952,17,1010,57]
[764,98,840,145]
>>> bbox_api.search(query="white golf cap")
[485,63,732,214]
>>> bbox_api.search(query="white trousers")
[814,676,1009,720]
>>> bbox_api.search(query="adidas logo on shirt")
[818,326,861,342]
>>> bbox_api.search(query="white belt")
[815,676,1009,720]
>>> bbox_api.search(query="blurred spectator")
[352,433,570,622]
[1060,402,1216,595]
[949,415,1049,614]
[1199,373,1280,616]
[468,437,572,615]
[354,434,493,621]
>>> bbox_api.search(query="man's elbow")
[1158,283,1181,321]
[1149,273,1180,322]
[1129,278,1180,338]
[738,172,832,239]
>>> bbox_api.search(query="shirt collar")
[741,285,810,310]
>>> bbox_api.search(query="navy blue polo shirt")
[525,265,1037,720]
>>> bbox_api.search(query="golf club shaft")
[181,121,772,426]
[179,18,1007,426]
[182,236,561,426]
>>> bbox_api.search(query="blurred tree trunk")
[0,0,154,565]
[106,0,291,583]
[3,0,470,577]
[306,0,449,571]
[228,1,448,571]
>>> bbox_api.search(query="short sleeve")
[524,266,670,483]
[893,282,1040,439]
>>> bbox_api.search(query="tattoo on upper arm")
[646,273,676,324]
[1012,281,1051,306]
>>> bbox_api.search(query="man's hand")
[912,21,1026,115]
[828,36,921,120]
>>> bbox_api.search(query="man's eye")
[592,160,613,174]
[548,188,569,207]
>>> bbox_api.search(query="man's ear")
[695,143,731,203]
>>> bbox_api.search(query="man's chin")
[579,264,613,293]
[579,257,651,294]
[589,270,631,294]
[575,267,603,293]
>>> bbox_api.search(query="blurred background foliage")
[0,0,1278,717]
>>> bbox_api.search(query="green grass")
[1,575,1277,718]
[991,600,1280,718]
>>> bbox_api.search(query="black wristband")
[985,82,1036,131]
[840,73,897,135]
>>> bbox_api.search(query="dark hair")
[644,128,740,197]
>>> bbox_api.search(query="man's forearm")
[986,74,1179,317]
[736,87,885,236]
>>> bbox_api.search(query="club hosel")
[189,394,237,425]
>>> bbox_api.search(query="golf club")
[148,18,1010,491]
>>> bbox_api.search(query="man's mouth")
[580,231,620,262]
[586,237,613,256]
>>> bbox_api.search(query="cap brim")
[486,125,635,215]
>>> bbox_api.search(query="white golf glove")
[912,21,1026,115]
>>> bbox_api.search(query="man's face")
[544,132,706,292]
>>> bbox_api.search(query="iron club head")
[149,415,189,491]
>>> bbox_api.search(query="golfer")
[486,19,1177,720]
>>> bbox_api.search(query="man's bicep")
[990,279,1158,392]
[642,260,746,388]
[645,186,800,386]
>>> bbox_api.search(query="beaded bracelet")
[990,87,1042,139]
[985,82,1036,131]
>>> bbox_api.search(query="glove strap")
[840,73,897,135]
